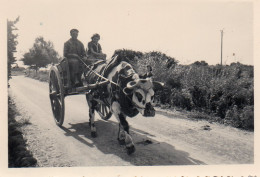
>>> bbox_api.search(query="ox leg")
[86,95,97,138]
[112,102,135,155]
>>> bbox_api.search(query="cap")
[70,29,79,34]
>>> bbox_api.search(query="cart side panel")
[58,59,71,89]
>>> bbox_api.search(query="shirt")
[87,41,102,56]
[64,38,86,58]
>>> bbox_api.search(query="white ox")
[85,56,157,154]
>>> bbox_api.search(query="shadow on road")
[60,124,95,148]
[60,120,206,166]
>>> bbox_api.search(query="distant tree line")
[21,36,60,73]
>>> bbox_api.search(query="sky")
[4,0,255,66]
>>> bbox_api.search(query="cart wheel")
[49,66,65,126]
[96,103,112,120]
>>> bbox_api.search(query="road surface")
[8,76,254,167]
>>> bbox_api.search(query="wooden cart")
[49,58,112,126]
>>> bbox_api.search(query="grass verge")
[8,96,38,167]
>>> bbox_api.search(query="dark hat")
[70,29,79,34]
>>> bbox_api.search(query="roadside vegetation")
[25,69,49,82]
[8,17,38,167]
[112,49,254,131]
[136,50,254,131]
[8,97,37,167]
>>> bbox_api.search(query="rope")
[78,57,119,86]
[78,57,144,110]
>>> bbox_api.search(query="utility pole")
[220,29,224,66]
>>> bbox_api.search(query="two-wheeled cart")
[48,58,112,126]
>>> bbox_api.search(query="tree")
[22,37,60,73]
[192,60,208,66]
[7,16,19,80]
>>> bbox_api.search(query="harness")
[78,57,141,115]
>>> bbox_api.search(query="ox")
[84,55,157,154]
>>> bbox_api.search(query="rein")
[78,57,151,111]
[78,57,135,104]
[78,57,119,86]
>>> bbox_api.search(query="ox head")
[123,77,158,117]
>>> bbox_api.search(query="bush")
[189,85,207,109]
[224,105,254,130]
[136,51,178,82]
[26,70,49,82]
[156,88,171,105]
[240,105,254,130]
[170,89,193,110]
[155,59,254,130]
[166,76,182,90]
[8,97,37,167]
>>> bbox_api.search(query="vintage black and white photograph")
[2,0,259,176]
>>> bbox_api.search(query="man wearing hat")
[64,29,86,87]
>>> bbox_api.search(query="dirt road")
[8,76,254,166]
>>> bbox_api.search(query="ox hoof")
[117,138,125,145]
[126,146,136,155]
[91,132,97,138]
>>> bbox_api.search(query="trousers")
[68,58,81,85]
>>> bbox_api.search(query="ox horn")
[152,81,165,87]
[126,80,139,89]
[123,81,139,95]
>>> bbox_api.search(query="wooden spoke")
[96,103,112,121]
[104,106,109,115]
